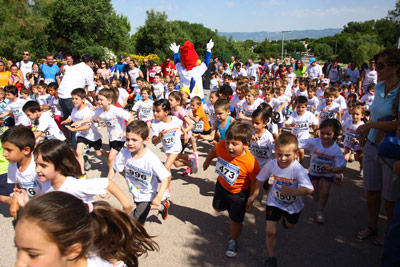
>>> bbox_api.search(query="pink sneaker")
[182,167,192,176]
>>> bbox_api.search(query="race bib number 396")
[215,158,240,185]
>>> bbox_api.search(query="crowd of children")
[0,55,379,267]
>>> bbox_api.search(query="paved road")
[0,112,385,267]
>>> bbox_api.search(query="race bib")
[19,181,39,198]
[273,184,296,204]
[11,107,23,117]
[193,121,204,133]
[141,107,152,116]
[295,120,309,131]
[344,131,360,150]
[44,78,55,84]
[320,110,335,120]
[126,164,151,186]
[162,131,176,149]
[101,118,116,129]
[250,145,271,160]
[311,156,334,173]
[215,158,240,185]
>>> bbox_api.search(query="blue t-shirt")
[134,93,153,102]
[40,64,59,84]
[368,82,400,143]
[115,62,126,81]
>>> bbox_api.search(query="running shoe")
[182,167,192,176]
[316,211,325,224]
[159,200,170,220]
[225,239,237,258]
[264,256,277,267]
[190,153,199,174]
[335,174,344,182]
[83,155,91,171]
[261,193,268,205]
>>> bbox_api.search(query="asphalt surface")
[0,97,385,267]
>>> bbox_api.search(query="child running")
[132,87,154,130]
[298,119,346,224]
[247,133,314,267]
[203,122,260,258]
[109,120,171,224]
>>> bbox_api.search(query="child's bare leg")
[230,220,243,240]
[266,221,278,257]
[343,148,351,162]
[164,154,179,188]
[76,143,85,174]
[355,153,363,171]
[298,149,305,163]
[191,136,197,153]
[317,179,332,212]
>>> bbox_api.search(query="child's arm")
[199,121,217,141]
[188,112,200,123]
[322,164,345,174]
[281,185,313,197]
[337,112,341,124]
[152,130,165,145]
[275,102,286,113]
[64,124,90,132]
[203,146,217,171]
[60,117,72,125]
[0,110,10,118]
[183,116,194,132]
[107,180,134,214]
[150,176,169,209]
[246,180,264,210]
[181,125,188,145]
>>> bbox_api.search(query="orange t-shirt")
[193,106,210,132]
[215,140,260,193]
[0,71,9,87]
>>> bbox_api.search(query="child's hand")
[150,196,162,210]
[352,138,359,144]
[183,133,188,145]
[203,160,210,171]
[238,112,245,119]
[246,195,255,211]
[158,130,166,138]
[123,203,134,214]
[281,185,294,196]
[322,164,332,172]
[71,121,81,128]
[64,125,75,132]
[60,120,67,125]
[252,135,258,142]
[13,188,29,207]
[314,129,320,137]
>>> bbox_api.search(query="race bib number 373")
[215,158,240,185]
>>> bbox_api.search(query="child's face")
[225,139,248,157]
[20,93,29,99]
[32,87,39,94]
[349,87,355,93]
[209,93,218,104]
[264,92,273,102]
[276,145,298,169]
[275,80,282,87]
[308,90,315,98]
[245,92,255,105]
[252,116,267,133]
[250,79,255,85]
[168,96,180,108]
[5,92,16,101]
[111,80,117,88]
[369,88,375,95]
[153,105,168,120]
[174,77,180,84]
[24,111,39,121]
[351,108,364,122]
[165,76,171,83]
[136,80,142,87]
[324,94,334,105]
[215,108,229,122]
[97,95,112,109]
[126,132,147,154]
[15,218,67,267]
[71,95,84,107]
[168,84,174,92]
[141,91,149,100]
[319,126,335,146]
[35,153,60,182]
[47,88,57,97]
[190,102,200,112]
[279,88,285,96]
[236,88,243,98]
[295,103,307,115]
[299,83,306,91]
[154,76,160,84]
[38,86,46,94]
[2,141,28,164]
[0,94,4,101]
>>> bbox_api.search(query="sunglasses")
[23,53,29,56]
[376,62,385,70]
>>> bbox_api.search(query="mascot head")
[180,41,198,71]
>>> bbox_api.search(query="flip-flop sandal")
[356,226,377,240]
[372,236,385,246]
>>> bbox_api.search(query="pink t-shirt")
[97,68,111,80]
[171,107,192,139]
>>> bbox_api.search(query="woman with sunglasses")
[359,59,378,95]
[356,48,400,246]
[97,61,111,81]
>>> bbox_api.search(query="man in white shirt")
[18,51,33,88]
[304,57,323,81]
[232,63,247,78]
[63,54,74,73]
[344,61,360,84]
[246,59,258,80]
[58,55,95,148]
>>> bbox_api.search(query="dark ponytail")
[253,103,280,124]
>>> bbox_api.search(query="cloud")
[269,0,280,6]
[225,1,234,8]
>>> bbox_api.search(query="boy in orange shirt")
[189,95,211,155]
[203,122,260,258]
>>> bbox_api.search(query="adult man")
[115,55,126,83]
[257,57,267,76]
[304,57,323,81]
[232,62,247,79]
[58,54,95,147]
[344,61,360,84]
[63,54,74,73]
[229,56,235,70]
[40,54,59,84]
[271,58,281,77]
[140,58,150,82]
[17,51,33,87]
[288,57,296,69]
[246,59,258,80]
[161,57,176,77]
[326,59,342,84]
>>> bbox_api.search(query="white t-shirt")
[328,66,341,82]
[6,98,30,126]
[230,95,246,119]
[49,96,63,116]
[38,94,51,107]
[257,159,313,214]
[333,95,347,112]
[307,96,319,114]
[127,68,141,87]
[242,101,261,120]
[316,101,340,124]
[343,119,364,151]
[286,73,297,86]
[203,102,216,126]
[132,100,154,122]
[37,112,66,141]
[153,82,164,100]
[305,64,323,80]
[266,98,283,123]
[360,93,375,111]
[113,148,170,202]
[92,105,131,141]
[250,130,275,168]
[341,111,351,124]
[40,176,109,203]
[286,111,318,139]
[151,116,182,154]
[316,88,324,101]
[362,69,377,91]
[344,68,360,83]
[295,88,308,97]
[87,255,113,267]
[210,78,219,92]
[7,157,49,198]
[70,106,102,142]
[299,138,346,177]
[117,88,129,106]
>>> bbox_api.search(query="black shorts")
[212,180,250,223]
[266,205,301,225]
[77,136,102,151]
[109,140,125,152]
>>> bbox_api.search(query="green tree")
[353,43,384,66]
[311,43,333,60]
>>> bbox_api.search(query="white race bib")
[193,121,204,133]
[215,158,240,185]
[126,165,151,186]
[19,181,39,198]
[311,156,333,173]
[273,184,297,204]
[162,131,176,149]
[250,145,271,160]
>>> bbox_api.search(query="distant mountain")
[219,28,342,42]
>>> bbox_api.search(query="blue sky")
[111,0,396,33]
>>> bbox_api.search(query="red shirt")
[161,61,176,77]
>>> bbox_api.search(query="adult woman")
[0,60,8,87]
[8,64,24,91]
[359,60,378,94]
[356,48,400,246]
[293,60,306,77]
[126,59,143,90]
[97,60,112,81]
[29,63,44,86]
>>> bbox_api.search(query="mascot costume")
[169,39,214,103]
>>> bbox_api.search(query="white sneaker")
[190,153,198,174]
[225,240,237,258]
[261,194,268,205]
[316,211,325,224]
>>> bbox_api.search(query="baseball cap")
[309,57,316,63]
[180,86,190,96]
[321,78,329,84]
[119,55,125,59]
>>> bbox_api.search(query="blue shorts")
[309,174,334,183]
